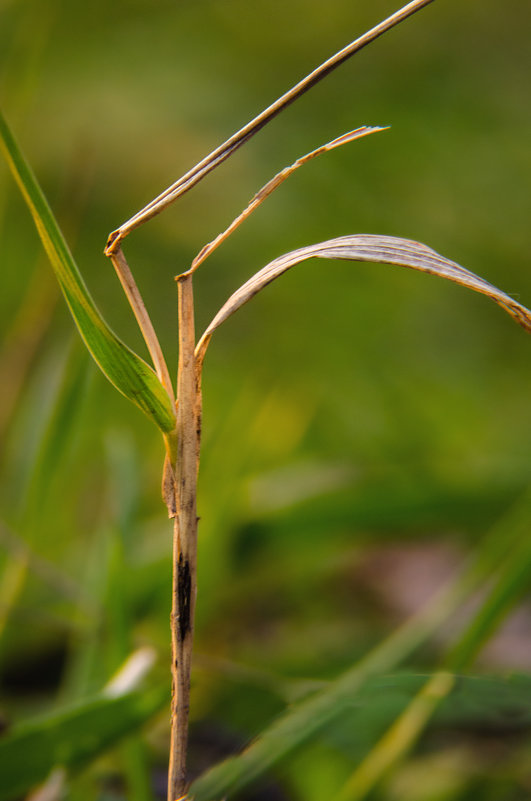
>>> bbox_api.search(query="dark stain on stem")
[178,554,192,640]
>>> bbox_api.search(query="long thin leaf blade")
[189,671,531,801]
[335,489,531,801]
[0,111,176,433]
[197,235,531,357]
[332,670,531,801]
[0,687,166,800]
[187,575,463,801]
[190,492,531,801]
[328,672,531,755]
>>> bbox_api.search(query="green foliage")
[0,111,175,434]
[1,1,530,799]
[191,672,531,801]
[190,489,531,800]
[0,688,165,801]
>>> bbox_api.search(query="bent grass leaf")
[0,111,176,433]
[197,234,531,361]
[191,261,530,801]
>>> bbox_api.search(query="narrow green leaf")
[190,491,531,801]
[335,490,531,801]
[330,672,531,753]
[188,656,411,801]
[447,492,531,671]
[0,111,176,433]
[189,670,531,801]
[0,687,166,800]
[187,572,463,801]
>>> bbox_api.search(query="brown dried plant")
[101,1,531,797]
[3,1,531,799]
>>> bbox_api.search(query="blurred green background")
[1,0,530,798]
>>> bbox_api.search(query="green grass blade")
[188,579,466,801]
[190,491,531,801]
[334,671,455,801]
[0,342,91,644]
[0,110,175,433]
[447,489,531,671]
[336,489,531,801]
[104,437,155,801]
[331,670,531,801]
[0,687,166,801]
[189,668,531,801]
[328,671,531,759]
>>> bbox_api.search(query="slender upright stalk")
[102,3,441,795]
[168,273,201,800]
[108,245,175,404]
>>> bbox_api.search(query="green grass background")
[1,1,530,799]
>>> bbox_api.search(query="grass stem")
[168,273,201,800]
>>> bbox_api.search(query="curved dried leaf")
[0,111,176,433]
[190,126,386,273]
[197,235,531,360]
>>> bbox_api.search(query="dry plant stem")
[168,273,201,801]
[104,0,434,254]
[188,126,386,274]
[109,246,175,403]
[101,1,435,794]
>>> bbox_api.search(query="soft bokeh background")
[1,0,530,798]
